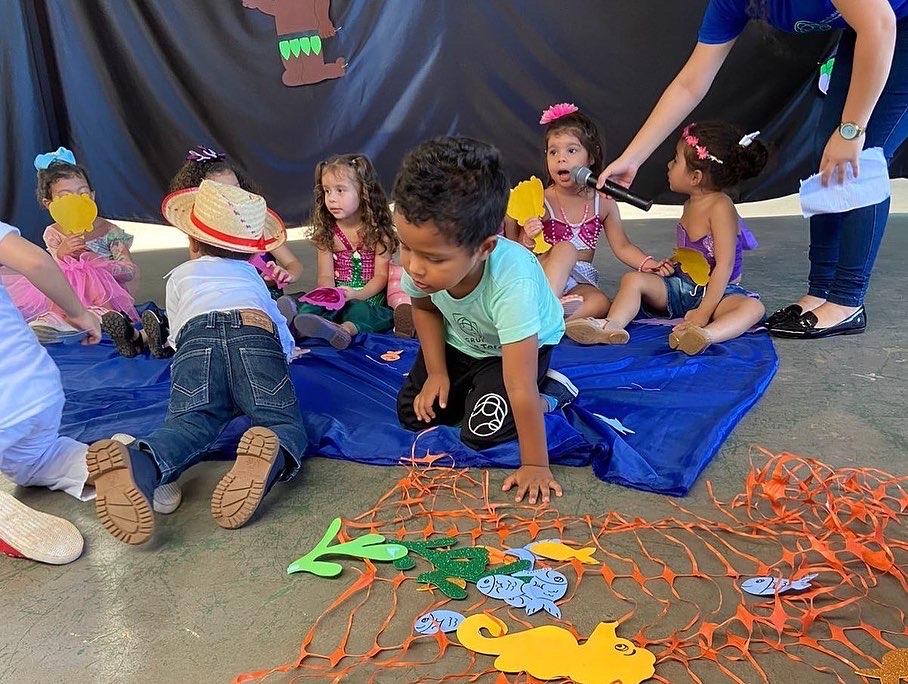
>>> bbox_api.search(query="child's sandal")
[101,311,144,358]
[565,318,629,346]
[292,313,352,349]
[669,325,712,355]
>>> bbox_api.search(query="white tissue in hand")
[798,147,890,218]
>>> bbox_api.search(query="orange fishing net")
[235,447,907,683]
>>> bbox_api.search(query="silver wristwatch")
[838,122,865,141]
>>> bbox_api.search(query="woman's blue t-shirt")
[699,0,908,44]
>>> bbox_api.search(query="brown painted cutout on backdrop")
[243,0,346,86]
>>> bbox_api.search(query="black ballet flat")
[769,306,866,339]
[765,304,803,329]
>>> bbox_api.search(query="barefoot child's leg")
[539,242,579,296]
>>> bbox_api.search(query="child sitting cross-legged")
[86,180,306,544]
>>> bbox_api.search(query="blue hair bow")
[34,147,76,171]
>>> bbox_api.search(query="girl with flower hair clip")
[504,103,671,321]
[567,121,767,354]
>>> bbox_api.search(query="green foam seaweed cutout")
[288,517,408,577]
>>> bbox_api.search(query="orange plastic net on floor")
[235,448,907,683]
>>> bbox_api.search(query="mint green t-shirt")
[401,237,565,359]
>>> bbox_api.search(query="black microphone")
[570,166,653,212]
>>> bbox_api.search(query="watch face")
[840,123,859,140]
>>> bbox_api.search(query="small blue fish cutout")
[476,574,525,600]
[741,573,819,596]
[519,568,568,601]
[413,610,465,635]
[477,570,566,619]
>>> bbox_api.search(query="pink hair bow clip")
[540,103,579,125]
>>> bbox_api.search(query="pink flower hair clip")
[540,103,579,125]
[681,125,723,165]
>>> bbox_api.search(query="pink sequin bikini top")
[676,218,758,282]
[332,225,375,285]
[541,193,603,250]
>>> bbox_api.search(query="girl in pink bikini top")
[504,104,671,322]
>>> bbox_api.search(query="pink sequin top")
[332,225,375,286]
[541,193,603,251]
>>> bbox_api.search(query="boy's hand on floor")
[414,373,449,423]
[502,465,563,504]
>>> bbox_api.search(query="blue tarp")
[51,323,777,496]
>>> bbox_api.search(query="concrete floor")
[1,215,906,683]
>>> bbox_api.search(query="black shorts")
[397,343,554,450]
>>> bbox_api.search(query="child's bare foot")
[560,294,584,319]
[292,314,352,349]
[211,427,281,530]
[393,303,415,338]
[669,324,712,355]
[565,318,629,345]
[86,439,154,545]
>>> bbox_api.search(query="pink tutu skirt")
[1,252,138,322]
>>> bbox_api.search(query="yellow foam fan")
[506,176,550,254]
[671,247,711,286]
[48,194,97,236]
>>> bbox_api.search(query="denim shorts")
[650,273,759,319]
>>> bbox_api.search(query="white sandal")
[565,318,630,345]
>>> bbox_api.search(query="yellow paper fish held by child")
[671,247,711,286]
[529,540,600,564]
[506,176,550,255]
[48,193,98,237]
[456,614,656,684]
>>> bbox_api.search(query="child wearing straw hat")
[85,180,307,545]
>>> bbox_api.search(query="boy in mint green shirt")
[394,137,579,504]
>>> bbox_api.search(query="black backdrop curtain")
[3,1,904,242]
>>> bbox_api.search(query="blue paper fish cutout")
[518,568,569,601]
[741,573,818,596]
[413,609,465,635]
[476,571,566,619]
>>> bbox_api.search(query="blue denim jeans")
[809,18,908,307]
[133,310,306,487]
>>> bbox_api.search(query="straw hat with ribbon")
[161,179,286,253]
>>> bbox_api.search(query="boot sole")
[86,440,153,545]
[211,427,279,530]
[101,312,140,358]
[141,310,172,359]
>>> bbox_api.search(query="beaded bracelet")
[638,255,655,272]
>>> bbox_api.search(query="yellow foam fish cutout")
[855,647,908,684]
[506,176,550,255]
[671,247,711,286]
[48,194,97,236]
[529,540,599,565]
[457,614,656,684]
